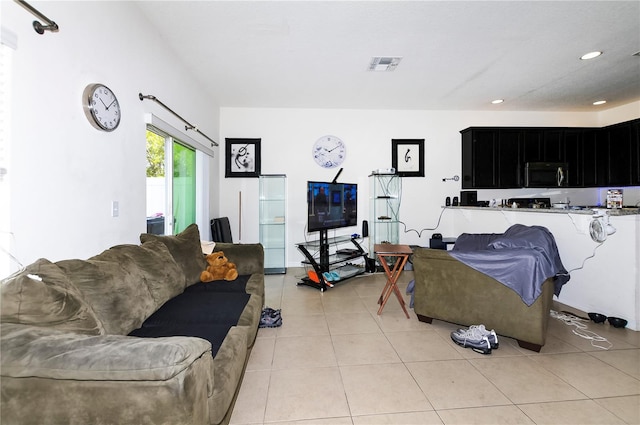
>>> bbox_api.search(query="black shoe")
[259,315,282,328]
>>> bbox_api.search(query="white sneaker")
[456,325,500,350]
[450,328,492,355]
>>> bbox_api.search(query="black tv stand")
[331,167,343,184]
[296,230,367,291]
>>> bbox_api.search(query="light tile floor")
[230,269,640,425]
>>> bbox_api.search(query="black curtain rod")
[139,93,218,147]
[14,0,59,34]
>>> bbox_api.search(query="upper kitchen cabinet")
[563,129,584,187]
[543,130,564,162]
[497,129,522,188]
[606,123,631,186]
[461,128,498,188]
[462,127,558,189]
[605,120,638,186]
[521,129,564,163]
[581,128,607,187]
[461,118,640,189]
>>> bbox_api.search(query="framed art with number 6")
[225,138,261,178]
[392,139,425,177]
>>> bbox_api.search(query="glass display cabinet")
[369,174,401,255]
[259,174,286,274]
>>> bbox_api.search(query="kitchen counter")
[447,206,640,216]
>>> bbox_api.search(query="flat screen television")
[307,181,357,232]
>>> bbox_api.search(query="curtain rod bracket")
[139,93,218,147]
[14,0,59,34]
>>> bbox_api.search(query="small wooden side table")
[374,243,412,319]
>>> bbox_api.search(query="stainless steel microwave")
[524,162,568,187]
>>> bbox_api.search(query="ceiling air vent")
[368,56,402,72]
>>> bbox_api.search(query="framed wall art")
[225,138,261,178]
[392,139,425,177]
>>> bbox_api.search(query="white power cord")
[550,310,612,350]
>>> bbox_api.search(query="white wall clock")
[82,83,121,132]
[312,135,346,169]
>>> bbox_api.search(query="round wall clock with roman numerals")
[82,83,121,132]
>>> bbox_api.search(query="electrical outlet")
[111,201,119,217]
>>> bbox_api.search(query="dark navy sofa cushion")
[129,323,233,357]
[140,291,250,327]
[185,275,250,294]
[129,289,250,357]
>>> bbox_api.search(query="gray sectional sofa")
[0,224,264,425]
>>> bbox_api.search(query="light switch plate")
[111,201,119,217]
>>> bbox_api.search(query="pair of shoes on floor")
[322,271,340,282]
[307,270,333,287]
[450,324,499,355]
[306,270,339,287]
[259,307,282,328]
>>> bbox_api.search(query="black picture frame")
[392,139,425,177]
[225,138,261,178]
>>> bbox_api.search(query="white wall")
[2,1,220,273]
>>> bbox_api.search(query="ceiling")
[135,1,640,112]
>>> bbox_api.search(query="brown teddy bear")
[200,251,238,282]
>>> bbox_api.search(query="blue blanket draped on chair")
[448,224,570,306]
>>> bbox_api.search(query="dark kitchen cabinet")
[497,129,522,188]
[521,129,564,163]
[606,121,634,186]
[461,118,639,189]
[543,130,564,162]
[461,129,497,188]
[575,128,607,187]
[563,129,583,187]
[607,124,631,185]
[522,130,543,163]
[461,128,522,189]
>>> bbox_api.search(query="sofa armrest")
[1,323,212,382]
[214,243,264,276]
[1,323,215,425]
[413,247,457,262]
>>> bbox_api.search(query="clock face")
[83,84,121,131]
[312,135,346,168]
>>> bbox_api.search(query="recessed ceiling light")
[491,99,504,104]
[593,100,607,105]
[581,51,602,60]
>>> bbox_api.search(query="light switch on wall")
[111,201,119,217]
